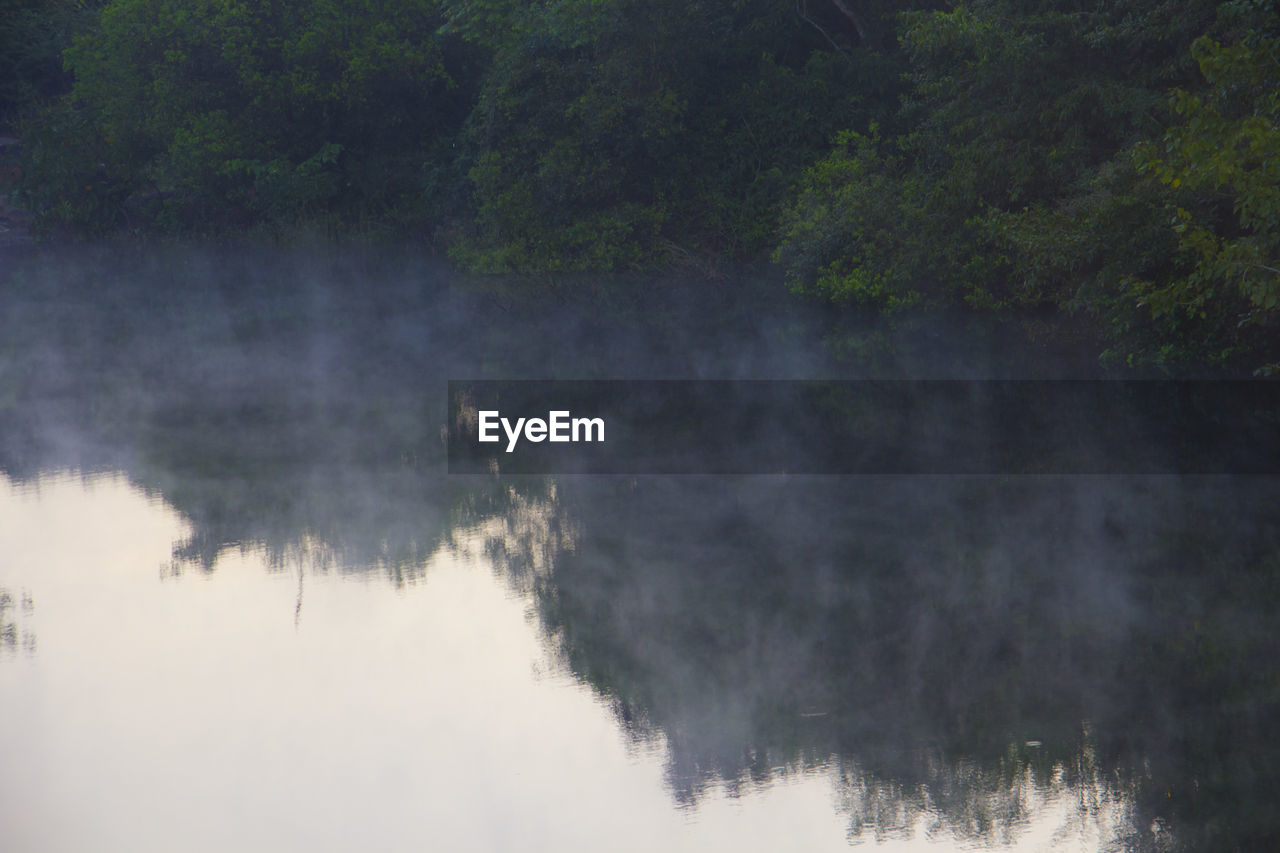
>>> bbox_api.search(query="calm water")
[1,244,1276,852]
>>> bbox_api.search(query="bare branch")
[827,0,868,44]
[796,0,851,60]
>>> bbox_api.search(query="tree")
[774,128,927,311]
[773,0,1280,368]
[447,0,880,273]
[1131,25,1280,369]
[20,0,478,232]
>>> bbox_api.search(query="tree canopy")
[5,0,1277,368]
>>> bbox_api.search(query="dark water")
[1,244,1276,852]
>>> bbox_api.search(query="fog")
[1,242,1276,851]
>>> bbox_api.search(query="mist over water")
[1,243,1276,851]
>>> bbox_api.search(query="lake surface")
[1,243,1276,852]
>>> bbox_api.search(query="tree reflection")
[0,244,543,583]
[0,586,36,654]
[476,475,1280,851]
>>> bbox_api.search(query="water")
[1,243,1276,851]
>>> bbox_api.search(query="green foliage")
[900,0,1218,306]
[774,129,926,311]
[19,0,477,233]
[1130,30,1280,366]
[10,0,1275,368]
[776,0,1280,367]
[16,95,132,230]
[783,0,1197,301]
[449,0,878,273]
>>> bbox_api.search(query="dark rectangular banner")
[447,380,1280,475]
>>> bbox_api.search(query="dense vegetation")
[2,0,1277,368]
